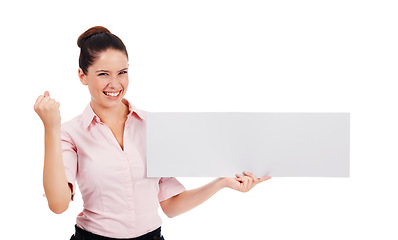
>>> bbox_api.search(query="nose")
[107,75,120,88]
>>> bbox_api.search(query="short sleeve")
[60,128,78,201]
[158,177,186,202]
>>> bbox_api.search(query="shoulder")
[60,113,85,140]
[62,103,95,132]
[62,113,83,129]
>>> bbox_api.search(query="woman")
[34,26,272,240]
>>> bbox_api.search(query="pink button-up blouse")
[60,99,186,238]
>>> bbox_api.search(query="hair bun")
[77,26,111,48]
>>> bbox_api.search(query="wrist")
[44,124,61,134]
[215,177,228,190]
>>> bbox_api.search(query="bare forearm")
[43,127,70,213]
[160,172,272,218]
[160,178,226,218]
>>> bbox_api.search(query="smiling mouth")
[103,90,122,97]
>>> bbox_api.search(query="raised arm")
[34,91,71,214]
[160,172,271,218]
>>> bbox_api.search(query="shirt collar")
[82,99,145,129]
[123,98,146,120]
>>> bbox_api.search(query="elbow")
[48,200,69,214]
[44,184,72,214]
[51,208,66,214]
[160,192,188,218]
[49,204,68,214]
[164,211,178,218]
[160,198,179,218]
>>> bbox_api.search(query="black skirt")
[70,225,164,240]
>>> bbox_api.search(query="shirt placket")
[123,115,136,231]
[97,114,137,232]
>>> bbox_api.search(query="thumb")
[44,91,49,97]
[258,176,272,182]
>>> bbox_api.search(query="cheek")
[121,77,129,88]
[88,79,106,93]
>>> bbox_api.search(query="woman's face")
[79,48,129,110]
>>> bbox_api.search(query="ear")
[78,68,88,85]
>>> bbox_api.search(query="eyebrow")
[95,68,128,73]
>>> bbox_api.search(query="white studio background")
[1,0,397,239]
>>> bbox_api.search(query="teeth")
[104,91,120,97]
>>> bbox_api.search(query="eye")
[119,70,128,75]
[98,72,108,76]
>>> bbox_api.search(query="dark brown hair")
[77,26,128,74]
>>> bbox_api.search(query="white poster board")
[147,113,349,177]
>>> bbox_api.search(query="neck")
[90,100,129,125]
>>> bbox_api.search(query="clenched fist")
[34,91,61,129]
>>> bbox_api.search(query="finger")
[236,174,248,183]
[44,91,49,97]
[235,177,244,183]
[35,94,52,111]
[235,177,243,182]
[40,96,51,106]
[246,175,254,186]
[236,173,244,180]
[241,177,251,192]
[51,101,61,110]
[34,95,45,109]
[258,176,272,182]
[244,171,259,183]
[242,173,255,190]
[241,176,250,184]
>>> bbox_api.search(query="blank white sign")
[146,113,350,177]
